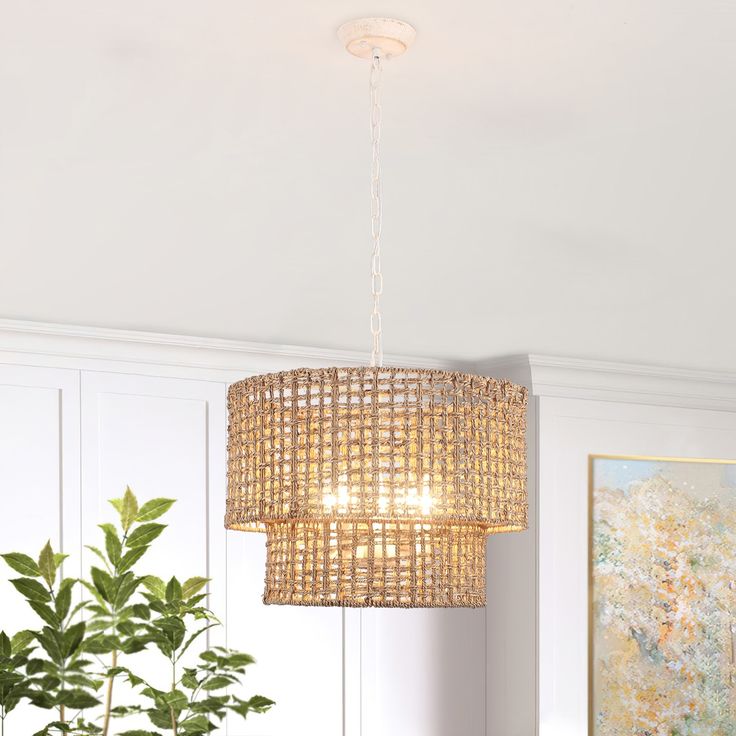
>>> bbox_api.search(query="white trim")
[4,319,736,411]
[0,318,460,380]
[479,354,736,413]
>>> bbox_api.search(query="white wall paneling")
[7,321,736,735]
[0,321,459,736]
[481,354,736,736]
[0,364,80,733]
[360,608,485,736]
[485,395,538,736]
[80,371,226,631]
[537,397,736,735]
[225,529,343,736]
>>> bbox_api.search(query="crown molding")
[479,354,736,413]
[0,318,459,380]
[3,319,736,411]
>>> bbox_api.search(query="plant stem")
[170,657,177,734]
[50,585,68,727]
[102,649,118,736]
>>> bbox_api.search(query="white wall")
[481,355,736,736]
[0,319,484,736]
[8,326,734,735]
[538,396,736,735]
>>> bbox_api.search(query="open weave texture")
[226,367,527,529]
[225,366,527,607]
[263,521,487,607]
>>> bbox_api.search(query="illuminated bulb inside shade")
[322,474,434,516]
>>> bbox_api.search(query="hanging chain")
[369,49,384,368]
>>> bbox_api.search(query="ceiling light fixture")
[225,18,528,607]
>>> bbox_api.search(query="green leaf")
[113,572,140,608]
[180,714,211,733]
[165,577,182,604]
[63,621,86,657]
[244,694,275,713]
[177,624,216,661]
[86,545,111,571]
[161,689,188,711]
[2,552,42,577]
[202,675,234,690]
[10,629,36,654]
[126,523,165,548]
[249,694,276,711]
[109,496,124,514]
[28,600,60,627]
[181,577,208,600]
[136,498,176,522]
[117,731,163,736]
[80,579,107,606]
[120,637,147,656]
[10,577,51,602]
[181,669,199,690]
[141,576,166,600]
[91,566,113,602]
[53,553,68,569]
[159,616,186,650]
[32,722,72,735]
[148,709,177,730]
[36,627,64,664]
[58,688,100,709]
[118,545,149,574]
[68,599,90,622]
[25,658,45,674]
[55,581,73,620]
[131,603,151,620]
[83,633,119,655]
[38,541,57,587]
[121,486,139,532]
[227,652,256,668]
[100,523,122,565]
[0,631,10,657]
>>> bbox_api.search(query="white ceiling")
[1,1,734,370]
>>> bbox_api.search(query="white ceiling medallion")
[337,17,416,59]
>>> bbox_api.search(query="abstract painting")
[590,455,736,736]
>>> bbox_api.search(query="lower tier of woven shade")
[262,520,487,608]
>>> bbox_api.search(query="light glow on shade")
[226,366,527,607]
[323,474,434,517]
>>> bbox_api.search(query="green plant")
[1,488,274,736]
[0,629,35,735]
[1,543,101,735]
[109,578,273,734]
[83,489,177,736]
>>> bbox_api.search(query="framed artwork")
[589,454,736,735]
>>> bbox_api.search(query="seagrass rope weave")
[225,366,528,607]
[263,521,488,608]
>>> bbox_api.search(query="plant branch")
[102,649,118,736]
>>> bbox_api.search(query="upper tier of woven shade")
[225,366,528,531]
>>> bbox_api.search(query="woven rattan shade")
[264,521,487,607]
[225,366,527,607]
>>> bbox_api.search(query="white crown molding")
[0,318,459,380]
[4,319,736,411]
[479,354,736,413]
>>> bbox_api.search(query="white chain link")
[369,49,384,368]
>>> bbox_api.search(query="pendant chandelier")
[225,18,528,608]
